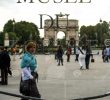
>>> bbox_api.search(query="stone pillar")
[75,31,79,46]
[44,38,49,46]
[66,32,69,46]
[54,30,57,46]
[4,32,9,47]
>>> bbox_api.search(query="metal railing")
[1,91,110,100]
[72,92,110,100]
[0,91,45,100]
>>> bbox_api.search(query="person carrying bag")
[19,67,32,95]
[19,42,41,100]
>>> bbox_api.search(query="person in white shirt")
[78,46,86,70]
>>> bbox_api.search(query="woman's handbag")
[31,71,39,82]
[19,78,30,94]
[91,58,95,62]
[91,54,95,63]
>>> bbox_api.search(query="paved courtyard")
[0,51,110,100]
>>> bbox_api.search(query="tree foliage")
[3,20,40,45]
[3,20,14,32]
[0,32,4,45]
[79,21,110,47]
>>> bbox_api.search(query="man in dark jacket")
[56,45,64,66]
[85,45,92,69]
[0,47,11,85]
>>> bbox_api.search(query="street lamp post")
[100,18,103,47]
[12,18,16,61]
[4,32,9,47]
[12,18,15,47]
[42,38,44,54]
[12,18,15,33]
[54,28,57,46]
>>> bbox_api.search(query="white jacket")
[78,50,86,67]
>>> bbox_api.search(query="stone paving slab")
[1,52,110,100]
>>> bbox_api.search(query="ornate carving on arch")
[44,16,79,46]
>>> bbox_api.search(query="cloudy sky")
[0,0,110,37]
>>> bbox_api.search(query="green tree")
[95,21,109,46]
[79,25,88,46]
[3,20,14,32]
[3,20,40,45]
[61,37,66,47]
[80,25,95,40]
[14,21,40,44]
[8,32,18,47]
[80,21,110,47]
[0,32,4,45]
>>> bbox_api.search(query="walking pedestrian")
[85,45,92,69]
[0,46,11,85]
[104,46,110,62]
[75,46,79,62]
[102,46,106,62]
[66,46,72,62]
[78,47,86,70]
[56,45,64,66]
[20,41,41,100]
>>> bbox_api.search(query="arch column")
[75,31,79,46]
[65,28,70,46]
[65,31,70,46]
[54,30,57,46]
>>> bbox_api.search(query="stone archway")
[44,13,79,46]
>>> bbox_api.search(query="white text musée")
[17,0,91,3]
